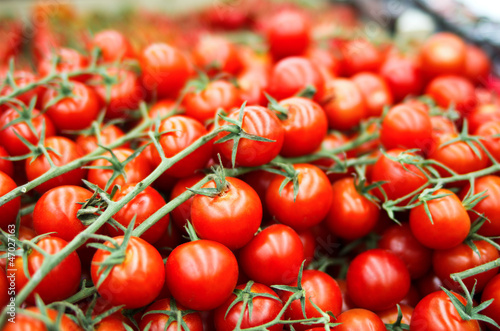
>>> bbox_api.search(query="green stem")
[450,258,500,282]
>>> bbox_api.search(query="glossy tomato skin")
[332,308,387,331]
[3,307,83,331]
[336,39,383,76]
[432,240,499,292]
[165,239,238,311]
[378,223,432,279]
[141,43,192,99]
[474,121,500,163]
[0,171,20,230]
[409,189,470,250]
[377,304,413,325]
[426,75,477,117]
[43,81,100,131]
[419,33,467,78]
[214,282,283,331]
[191,177,262,250]
[346,249,410,311]
[379,53,424,102]
[139,298,203,331]
[0,146,13,177]
[91,236,165,309]
[0,70,42,112]
[216,105,284,167]
[325,177,379,240]
[464,45,491,84]
[169,174,206,231]
[14,237,81,304]
[351,72,393,117]
[25,136,87,194]
[410,291,480,331]
[149,115,212,177]
[266,9,310,60]
[276,97,328,157]
[467,104,500,133]
[0,108,56,156]
[33,185,93,241]
[239,224,304,286]
[281,270,342,331]
[380,104,432,153]
[92,29,135,63]
[37,47,89,82]
[191,35,242,76]
[76,124,129,155]
[107,184,169,244]
[481,274,500,329]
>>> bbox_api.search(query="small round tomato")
[464,44,491,84]
[0,70,42,111]
[33,185,93,241]
[467,103,500,133]
[409,189,470,250]
[91,236,165,309]
[237,66,269,106]
[346,249,410,311]
[92,29,135,63]
[474,121,500,163]
[410,291,480,331]
[276,97,328,157]
[239,224,304,286]
[43,81,100,131]
[378,223,432,279]
[214,282,283,331]
[0,268,7,310]
[425,75,476,117]
[336,39,383,76]
[306,47,340,79]
[419,32,467,78]
[3,307,83,331]
[0,108,56,156]
[37,47,89,82]
[192,35,242,76]
[351,72,393,117]
[0,171,20,230]
[379,53,424,102]
[25,136,87,194]
[165,239,238,311]
[321,78,367,131]
[14,237,81,304]
[266,9,310,60]
[107,184,169,244]
[377,304,413,325]
[0,146,13,177]
[266,164,333,230]
[169,174,206,231]
[215,105,284,167]
[481,274,500,328]
[76,124,129,155]
[149,115,212,177]
[380,104,432,153]
[332,309,386,331]
[140,43,192,99]
[139,298,203,331]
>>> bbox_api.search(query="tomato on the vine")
[138,298,203,331]
[0,171,20,230]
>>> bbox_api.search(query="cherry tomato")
[474,121,500,163]
[192,35,242,76]
[467,103,500,133]
[0,70,42,111]
[91,29,135,63]
[377,304,413,325]
[379,53,424,102]
[139,298,203,331]
[419,32,467,78]
[336,39,383,76]
[351,72,393,117]
[464,45,491,84]
[481,274,500,329]
[169,174,206,231]
[0,268,8,310]
[266,9,311,60]
[426,75,477,117]
[332,309,387,331]
[37,47,90,82]
[76,124,129,155]
[0,171,20,230]
[0,146,13,177]
[3,307,83,331]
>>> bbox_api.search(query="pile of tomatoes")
[1,1,500,330]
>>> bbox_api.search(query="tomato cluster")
[1,1,500,331]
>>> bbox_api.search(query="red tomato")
[332,309,386,331]
[378,223,432,279]
[321,78,367,131]
[76,124,129,155]
[170,174,206,231]
[325,177,379,240]
[410,291,480,331]
[149,115,212,177]
[0,146,13,177]
[215,105,284,167]
[240,169,276,220]
[0,267,7,310]
[237,66,269,106]
[380,104,433,153]
[464,45,491,84]
[192,35,243,76]
[377,304,413,325]
[107,184,169,244]
[165,239,238,311]
[266,9,310,60]
[336,39,383,76]
[33,185,93,241]
[306,47,340,78]
[25,136,87,194]
[140,43,192,99]
[276,97,328,157]
[312,131,352,182]
[139,298,203,331]
[481,274,500,329]
[14,237,81,304]
[214,282,283,331]
[409,189,470,250]
[3,307,83,331]
[37,47,89,82]
[467,103,500,133]
[379,53,424,102]
[281,270,342,331]
[0,70,42,111]
[0,171,20,230]
[0,108,56,156]
[351,72,393,117]
[426,75,477,117]
[298,228,316,266]
[266,164,333,230]
[419,33,467,78]
[474,121,500,163]
[91,236,165,309]
[92,29,135,62]
[239,224,304,286]
[346,249,410,311]
[43,81,100,131]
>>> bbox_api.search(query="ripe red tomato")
[165,239,238,311]
[321,78,367,131]
[43,81,100,131]
[276,97,328,157]
[379,53,424,102]
[380,104,432,153]
[3,307,83,331]
[192,35,243,76]
[0,70,42,111]
[346,249,410,311]
[239,224,304,286]
[377,304,413,325]
[14,236,81,304]
[306,47,340,79]
[281,270,342,331]
[325,177,379,240]
[91,29,135,63]
[409,189,470,250]
[0,108,56,156]
[351,72,393,117]
[0,146,13,177]
[25,136,87,194]
[214,282,283,331]
[169,174,205,231]
[419,33,467,78]
[107,184,169,244]
[149,115,212,177]
[464,45,491,84]
[410,291,480,331]
[378,223,432,279]
[467,103,500,133]
[215,105,284,167]
[332,309,386,331]
[474,121,500,163]
[266,164,333,230]
[0,171,20,230]
[237,66,269,106]
[91,236,165,309]
[425,75,477,117]
[481,274,500,329]
[76,124,129,155]
[139,298,203,331]
[140,43,192,99]
[266,9,310,60]
[33,185,93,241]
[0,268,7,311]
[336,39,383,76]
[37,47,90,82]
